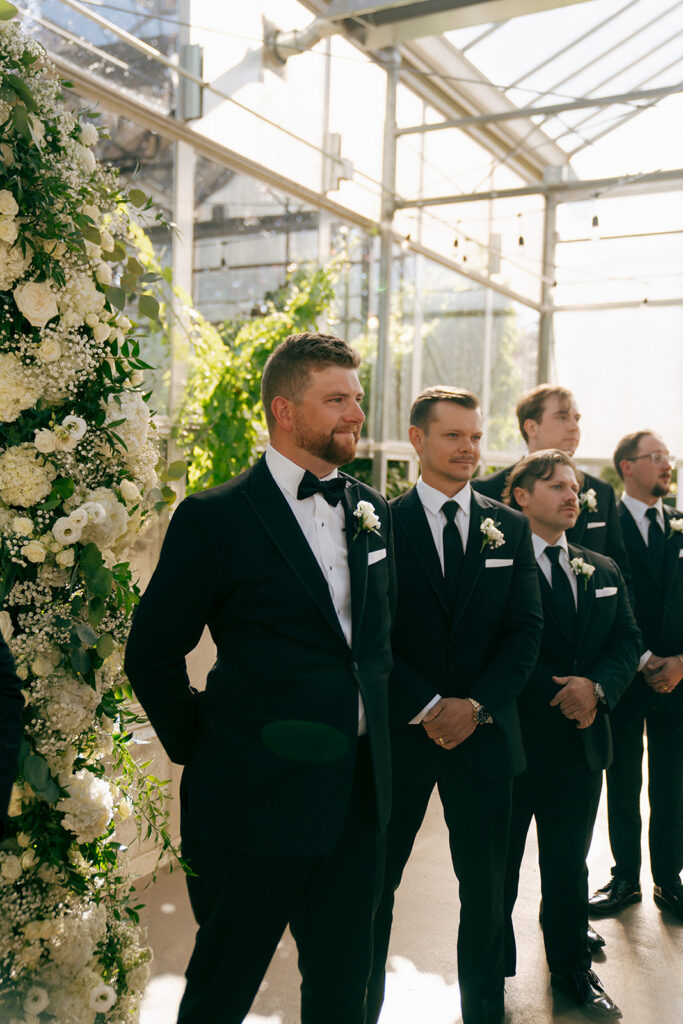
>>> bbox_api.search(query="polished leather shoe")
[588,876,641,915]
[587,924,606,952]
[551,969,622,1017]
[653,882,683,921]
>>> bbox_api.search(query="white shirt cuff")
[410,693,442,725]
[638,650,653,673]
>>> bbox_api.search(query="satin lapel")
[244,458,346,642]
[571,545,594,647]
[663,509,683,595]
[619,503,663,591]
[450,492,487,632]
[341,481,369,648]
[396,488,449,614]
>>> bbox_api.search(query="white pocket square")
[679,549,683,558]
[485,558,513,567]
[368,549,387,565]
[595,586,617,598]
[586,521,606,529]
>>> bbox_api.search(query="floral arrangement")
[479,517,504,552]
[578,488,598,514]
[0,9,179,1022]
[668,517,683,538]
[569,555,596,589]
[352,499,381,539]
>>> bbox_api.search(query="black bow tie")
[297,470,347,507]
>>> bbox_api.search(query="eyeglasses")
[626,452,676,467]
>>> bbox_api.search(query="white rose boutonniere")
[668,518,683,539]
[353,499,381,540]
[569,556,596,590]
[480,517,504,552]
[579,488,598,513]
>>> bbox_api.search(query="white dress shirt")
[621,493,665,670]
[265,445,367,734]
[532,532,578,607]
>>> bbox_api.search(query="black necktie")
[645,507,665,574]
[297,470,347,507]
[545,545,576,631]
[442,502,464,606]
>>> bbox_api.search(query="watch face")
[474,707,488,724]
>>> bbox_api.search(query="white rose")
[0,190,18,217]
[36,337,61,363]
[68,507,90,529]
[119,479,141,503]
[80,123,99,146]
[93,322,110,343]
[1,855,22,881]
[95,262,112,287]
[22,540,46,563]
[89,984,117,1012]
[12,516,34,536]
[52,517,83,545]
[56,547,75,567]
[670,518,683,534]
[0,218,18,244]
[0,144,13,167]
[14,282,58,328]
[0,610,13,642]
[20,848,37,871]
[34,428,57,453]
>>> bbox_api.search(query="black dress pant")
[177,739,382,1024]
[606,684,683,887]
[367,728,512,1024]
[503,747,602,977]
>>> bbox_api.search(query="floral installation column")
[0,8,179,1023]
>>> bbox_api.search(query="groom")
[125,332,396,1024]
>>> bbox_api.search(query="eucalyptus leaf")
[128,188,147,208]
[71,648,91,675]
[0,3,18,23]
[107,286,126,311]
[76,623,99,647]
[23,753,49,791]
[138,294,160,321]
[165,460,186,481]
[96,633,115,659]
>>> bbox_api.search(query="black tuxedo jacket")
[124,456,396,858]
[519,545,641,773]
[389,487,543,780]
[0,632,23,833]
[473,465,630,577]
[616,501,683,717]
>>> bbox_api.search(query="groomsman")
[125,333,396,1024]
[1,628,23,839]
[367,387,543,1024]
[473,384,629,575]
[503,450,640,1018]
[589,431,683,920]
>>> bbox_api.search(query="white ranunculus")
[56,547,75,567]
[0,610,13,642]
[0,189,18,217]
[89,984,117,1012]
[68,507,90,529]
[81,501,106,524]
[12,516,33,536]
[1,854,22,881]
[23,986,49,1015]
[36,337,62,363]
[95,261,112,287]
[34,427,57,453]
[80,123,99,146]
[14,281,58,328]
[119,479,141,503]
[52,516,83,545]
[0,217,18,244]
[22,540,46,563]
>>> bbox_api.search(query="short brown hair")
[516,384,574,443]
[410,386,480,431]
[261,332,360,431]
[505,449,582,505]
[613,430,655,479]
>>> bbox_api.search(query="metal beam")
[396,80,683,133]
[538,197,557,384]
[396,167,683,207]
[553,298,683,312]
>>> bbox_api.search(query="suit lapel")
[619,502,663,591]
[244,458,347,643]
[450,491,488,632]
[663,508,683,595]
[341,481,369,648]
[396,488,449,615]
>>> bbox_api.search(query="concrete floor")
[138,783,682,1024]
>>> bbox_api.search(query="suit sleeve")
[586,564,642,711]
[0,633,23,832]
[124,497,221,764]
[470,517,544,717]
[603,485,632,593]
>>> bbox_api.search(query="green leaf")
[12,103,29,140]
[88,596,106,628]
[76,623,99,647]
[23,753,49,791]
[5,73,36,111]
[80,542,103,574]
[0,3,18,22]
[161,486,176,503]
[126,257,145,276]
[96,633,115,659]
[138,294,160,321]
[53,477,75,499]
[128,188,147,208]
[71,648,91,675]
[83,224,101,245]
[107,286,126,311]
[165,460,186,481]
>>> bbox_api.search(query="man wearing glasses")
[589,432,683,921]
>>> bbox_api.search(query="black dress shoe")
[588,876,641,915]
[551,969,622,1017]
[653,882,683,921]
[587,924,606,952]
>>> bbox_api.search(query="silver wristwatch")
[465,697,493,725]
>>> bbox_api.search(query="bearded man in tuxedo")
[589,431,683,921]
[125,332,396,1024]
[367,387,543,1024]
[1,629,23,839]
[503,450,640,1018]
[472,384,629,576]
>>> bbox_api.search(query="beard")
[294,422,359,466]
[652,480,671,498]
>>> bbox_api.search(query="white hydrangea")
[104,390,151,455]
[57,270,106,329]
[0,353,41,422]
[38,670,101,738]
[0,444,57,507]
[56,770,114,844]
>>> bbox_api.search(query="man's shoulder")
[581,471,615,503]
[176,465,255,518]
[340,472,389,507]
[568,543,621,580]
[474,491,527,530]
[472,463,514,498]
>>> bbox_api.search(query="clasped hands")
[642,654,683,695]
[550,676,597,730]
[422,697,476,750]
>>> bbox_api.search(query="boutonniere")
[480,517,504,552]
[579,488,598,513]
[668,518,683,539]
[353,500,381,540]
[569,556,596,589]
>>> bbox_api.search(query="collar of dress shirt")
[416,477,472,521]
[265,443,339,500]
[621,491,664,528]
[532,531,569,563]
